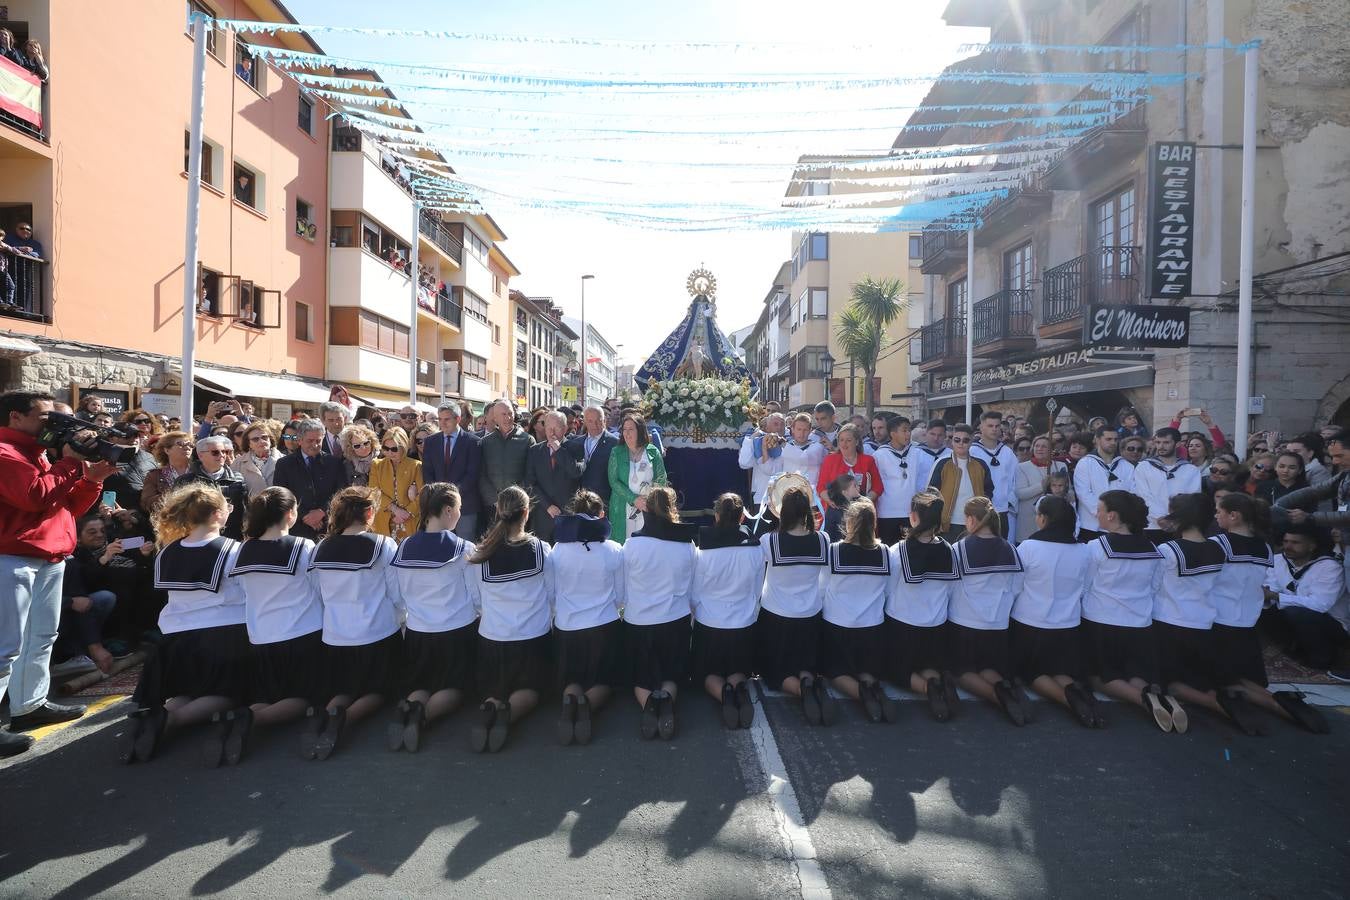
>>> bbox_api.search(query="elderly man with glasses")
[172,435,249,539]
[273,418,350,539]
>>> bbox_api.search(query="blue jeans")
[0,556,65,716]
[59,589,117,658]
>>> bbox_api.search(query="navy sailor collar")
[312,533,391,571]
[231,535,306,576]
[768,530,828,566]
[1144,458,1191,478]
[392,531,466,569]
[554,513,612,546]
[1098,532,1163,559]
[697,524,759,550]
[1163,538,1226,576]
[481,537,545,582]
[830,541,891,576]
[1210,532,1273,567]
[956,534,1023,575]
[154,536,236,592]
[898,537,958,583]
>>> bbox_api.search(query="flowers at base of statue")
[644,376,751,431]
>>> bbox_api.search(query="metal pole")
[410,199,421,406]
[580,274,594,406]
[964,228,975,423]
[180,13,208,427]
[1233,44,1259,457]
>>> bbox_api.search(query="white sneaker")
[51,655,97,676]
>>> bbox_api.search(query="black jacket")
[273,451,350,539]
[523,441,584,542]
[566,431,620,506]
[174,463,250,539]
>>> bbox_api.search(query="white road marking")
[762,681,1350,706]
[746,684,833,900]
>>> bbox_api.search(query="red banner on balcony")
[0,55,41,129]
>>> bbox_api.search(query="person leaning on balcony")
[0,252,15,309]
[20,39,46,81]
[0,28,25,69]
[4,223,42,260]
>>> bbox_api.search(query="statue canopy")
[634,267,757,392]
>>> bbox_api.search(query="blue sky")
[285,0,984,364]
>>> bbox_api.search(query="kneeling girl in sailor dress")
[692,493,764,730]
[886,489,958,721]
[948,497,1028,726]
[1211,493,1326,733]
[387,482,476,753]
[821,498,897,724]
[1081,489,1178,732]
[466,486,554,753]
[756,485,834,726]
[1155,492,1260,736]
[218,486,325,765]
[121,482,249,764]
[1010,495,1099,728]
[304,486,402,761]
[550,489,624,746]
[622,486,697,741]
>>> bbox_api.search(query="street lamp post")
[820,350,835,408]
[580,274,595,407]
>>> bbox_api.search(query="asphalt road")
[1,687,1347,899]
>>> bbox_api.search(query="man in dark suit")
[419,402,481,540]
[273,418,349,539]
[566,405,619,510]
[524,410,584,542]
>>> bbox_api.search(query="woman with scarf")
[1013,436,1067,543]
[339,424,379,487]
[607,413,667,545]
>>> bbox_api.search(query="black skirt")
[478,632,552,700]
[1079,619,1159,685]
[132,623,251,709]
[625,617,691,690]
[947,622,1011,676]
[690,621,756,681]
[754,609,820,688]
[1010,620,1082,682]
[324,631,403,699]
[556,619,624,690]
[1153,621,1218,691]
[251,629,325,705]
[885,617,947,681]
[819,620,888,679]
[1210,623,1268,687]
[402,622,477,695]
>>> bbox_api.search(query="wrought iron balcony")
[920,226,965,275]
[0,251,47,322]
[1042,246,1143,326]
[972,289,1034,348]
[917,319,949,364]
[419,210,464,264]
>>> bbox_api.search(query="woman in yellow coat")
[370,426,423,541]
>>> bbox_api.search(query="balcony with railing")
[920,226,965,275]
[1045,88,1148,190]
[0,54,46,148]
[416,357,437,388]
[0,250,47,322]
[1040,245,1143,337]
[972,289,1035,355]
[419,210,464,265]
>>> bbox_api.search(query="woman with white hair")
[339,424,379,488]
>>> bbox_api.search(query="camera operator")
[0,391,118,757]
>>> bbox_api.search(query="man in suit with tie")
[419,402,482,540]
[273,418,350,539]
[524,410,584,542]
[566,405,619,510]
[317,401,349,457]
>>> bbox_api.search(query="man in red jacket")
[0,391,117,756]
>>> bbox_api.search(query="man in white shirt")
[780,412,827,489]
[738,412,785,513]
[916,419,952,466]
[969,411,1018,539]
[872,416,928,544]
[1262,524,1349,669]
[811,401,839,449]
[1072,425,1136,540]
[1132,427,1201,541]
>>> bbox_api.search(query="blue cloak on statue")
[634,295,757,394]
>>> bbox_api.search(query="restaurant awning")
[926,362,1154,410]
[192,366,333,405]
[0,335,42,358]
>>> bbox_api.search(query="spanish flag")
[0,55,41,130]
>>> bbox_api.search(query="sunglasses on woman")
[282,433,299,441]
[382,445,402,453]
[132,418,151,425]
[352,440,372,449]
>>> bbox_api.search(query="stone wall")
[1,337,169,400]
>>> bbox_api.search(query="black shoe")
[559,693,578,745]
[1272,691,1330,734]
[720,683,739,729]
[1161,692,1188,734]
[1065,683,1099,729]
[469,701,496,753]
[402,700,425,753]
[8,701,84,731]
[202,711,229,768]
[815,675,838,726]
[994,680,1027,727]
[926,676,951,722]
[0,729,34,758]
[223,707,253,765]
[872,681,898,724]
[1141,686,1173,733]
[300,706,327,760]
[736,681,755,729]
[388,700,411,752]
[134,707,168,762]
[657,691,677,741]
[574,694,593,745]
[117,709,148,764]
[859,680,883,723]
[640,692,660,740]
[800,675,822,726]
[314,706,346,760]
[488,702,510,753]
[1217,689,1262,737]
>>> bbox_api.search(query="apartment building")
[562,316,618,406]
[909,0,1350,435]
[0,0,336,415]
[509,291,576,411]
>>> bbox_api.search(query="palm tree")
[833,276,906,415]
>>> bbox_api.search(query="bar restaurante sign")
[1083,302,1190,349]
[936,348,1100,393]
[1147,141,1197,299]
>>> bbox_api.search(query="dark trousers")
[1260,606,1349,670]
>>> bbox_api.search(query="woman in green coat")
[608,413,668,544]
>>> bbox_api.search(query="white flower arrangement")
[643,376,752,432]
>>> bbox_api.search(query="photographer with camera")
[0,391,120,756]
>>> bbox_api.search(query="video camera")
[36,411,139,465]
